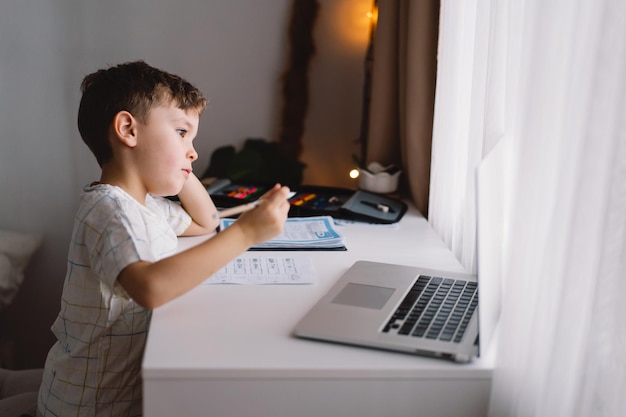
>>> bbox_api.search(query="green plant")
[202,138,306,188]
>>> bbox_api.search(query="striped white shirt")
[38,184,191,417]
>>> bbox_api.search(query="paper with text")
[203,256,316,285]
[220,216,345,250]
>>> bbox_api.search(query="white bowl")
[358,168,401,194]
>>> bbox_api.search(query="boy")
[37,61,291,416]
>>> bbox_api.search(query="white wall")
[0,0,370,367]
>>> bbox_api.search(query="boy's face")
[133,103,200,197]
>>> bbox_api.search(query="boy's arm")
[177,174,220,235]
[118,184,291,309]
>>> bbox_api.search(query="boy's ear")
[113,111,138,147]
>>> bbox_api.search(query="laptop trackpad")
[331,283,395,310]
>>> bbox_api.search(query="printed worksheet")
[220,216,345,250]
[203,256,316,285]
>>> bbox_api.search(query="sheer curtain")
[431,0,626,416]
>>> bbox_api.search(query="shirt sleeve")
[80,192,189,289]
[87,208,152,289]
[150,196,192,236]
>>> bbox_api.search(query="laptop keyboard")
[382,275,478,343]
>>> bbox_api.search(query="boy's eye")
[176,129,187,138]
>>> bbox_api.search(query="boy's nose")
[188,147,198,161]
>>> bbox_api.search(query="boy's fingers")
[265,185,291,202]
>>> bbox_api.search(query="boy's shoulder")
[79,183,136,211]
[77,183,179,222]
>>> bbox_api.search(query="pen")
[218,191,296,218]
[218,200,261,218]
[360,200,394,213]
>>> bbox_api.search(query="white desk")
[142,205,494,417]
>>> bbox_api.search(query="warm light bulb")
[367,6,379,27]
[331,2,375,48]
[349,168,360,179]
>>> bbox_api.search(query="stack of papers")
[220,216,346,251]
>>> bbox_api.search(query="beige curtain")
[364,0,439,216]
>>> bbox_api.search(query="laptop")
[292,138,509,363]
[293,260,479,362]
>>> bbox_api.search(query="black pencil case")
[286,186,406,224]
[204,179,407,224]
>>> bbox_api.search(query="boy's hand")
[233,184,291,245]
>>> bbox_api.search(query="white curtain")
[430,0,626,416]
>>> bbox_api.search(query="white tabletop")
[143,205,493,382]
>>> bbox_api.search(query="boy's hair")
[78,60,208,166]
